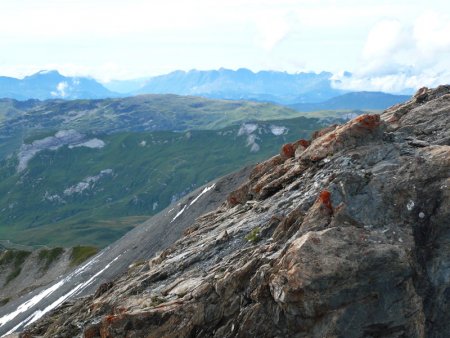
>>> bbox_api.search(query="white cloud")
[414,11,450,56]
[333,10,450,92]
[1,0,450,90]
[363,20,405,59]
[254,12,291,50]
[333,71,449,93]
[0,63,136,82]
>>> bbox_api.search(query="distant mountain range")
[290,91,411,111]
[0,69,411,110]
[130,68,345,104]
[0,70,118,100]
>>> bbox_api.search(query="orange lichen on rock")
[312,124,338,140]
[281,143,295,158]
[319,190,333,211]
[354,114,381,130]
[104,314,122,324]
[227,195,239,206]
[227,184,250,206]
[294,139,310,149]
[293,139,311,158]
[323,132,337,142]
[299,113,384,162]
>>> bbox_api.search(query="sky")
[0,0,449,92]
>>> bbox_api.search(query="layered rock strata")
[22,86,450,338]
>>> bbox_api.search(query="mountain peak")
[136,68,345,103]
[37,69,61,75]
[27,70,63,79]
[0,70,118,100]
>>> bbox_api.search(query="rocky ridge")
[22,86,450,337]
[0,248,74,307]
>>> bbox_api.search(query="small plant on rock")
[245,227,261,243]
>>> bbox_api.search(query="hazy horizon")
[1,0,449,93]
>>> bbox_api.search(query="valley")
[0,95,333,248]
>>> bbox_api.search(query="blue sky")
[1,0,449,92]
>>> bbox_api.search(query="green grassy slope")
[0,95,299,138]
[0,95,307,163]
[0,116,325,247]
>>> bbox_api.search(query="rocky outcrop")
[17,130,104,172]
[22,86,450,337]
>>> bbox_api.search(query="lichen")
[281,143,295,158]
[319,190,333,211]
[297,139,310,148]
[354,114,381,129]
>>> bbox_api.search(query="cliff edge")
[22,86,450,338]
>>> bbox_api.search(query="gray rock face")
[0,248,72,307]
[17,130,104,172]
[21,86,450,337]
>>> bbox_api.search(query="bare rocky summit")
[22,86,450,338]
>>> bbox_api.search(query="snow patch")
[246,134,260,153]
[270,125,288,136]
[3,254,120,335]
[42,191,66,204]
[171,205,187,223]
[17,130,84,172]
[17,131,105,172]
[0,280,65,328]
[69,138,105,149]
[238,123,258,136]
[0,250,104,330]
[171,183,216,223]
[63,169,113,196]
[189,184,216,207]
